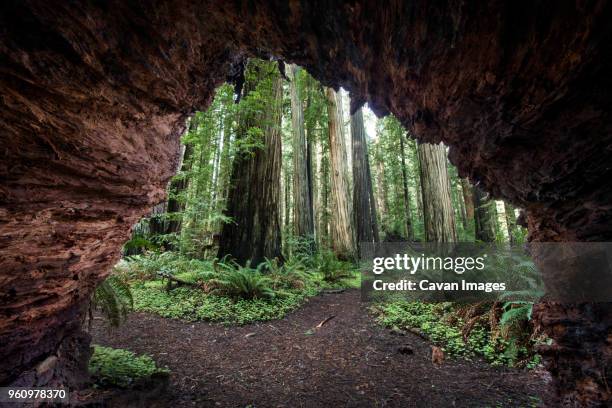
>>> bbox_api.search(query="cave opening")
[1,1,612,406]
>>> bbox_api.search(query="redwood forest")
[1,2,611,407]
[83,60,543,407]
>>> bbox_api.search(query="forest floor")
[90,290,547,407]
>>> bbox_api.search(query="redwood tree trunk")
[288,64,315,244]
[351,107,379,245]
[473,187,497,242]
[399,132,414,240]
[461,178,475,222]
[417,142,457,242]
[218,65,283,266]
[325,87,356,259]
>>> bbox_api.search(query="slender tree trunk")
[473,187,497,242]
[399,132,414,240]
[284,170,291,230]
[365,151,380,242]
[461,178,475,222]
[288,64,315,244]
[215,104,234,231]
[457,182,468,229]
[325,87,356,259]
[310,129,320,244]
[505,202,516,244]
[320,146,330,247]
[417,142,457,242]
[351,107,379,246]
[218,65,283,265]
[375,159,388,227]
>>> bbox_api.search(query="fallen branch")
[315,315,336,328]
[321,289,345,294]
[157,271,200,291]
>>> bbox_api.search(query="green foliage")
[121,251,358,324]
[91,275,133,328]
[131,283,317,325]
[118,252,214,281]
[122,236,159,253]
[314,250,357,284]
[89,345,169,388]
[373,300,542,368]
[210,261,276,300]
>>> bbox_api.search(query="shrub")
[373,300,542,367]
[89,345,169,388]
[314,250,355,283]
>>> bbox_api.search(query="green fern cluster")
[374,299,543,368]
[117,251,359,324]
[210,262,276,300]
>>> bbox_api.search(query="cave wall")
[1,1,611,405]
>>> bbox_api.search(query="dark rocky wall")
[1,1,611,405]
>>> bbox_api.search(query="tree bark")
[288,64,315,244]
[218,64,283,266]
[351,107,379,246]
[417,142,457,242]
[460,178,475,222]
[504,202,516,244]
[473,187,497,242]
[375,158,388,227]
[399,132,414,240]
[325,87,356,259]
[456,182,468,230]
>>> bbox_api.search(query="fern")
[210,265,275,300]
[90,275,133,328]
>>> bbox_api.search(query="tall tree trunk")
[288,64,315,244]
[399,132,414,240]
[505,202,516,244]
[461,178,475,222]
[320,146,330,247]
[456,182,468,229]
[375,158,388,228]
[473,187,497,242]
[325,87,356,260]
[365,151,380,243]
[351,107,379,246]
[417,142,457,242]
[218,65,283,266]
[165,143,194,235]
[310,127,320,243]
[284,170,291,230]
[215,103,234,232]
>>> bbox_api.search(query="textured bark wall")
[1,0,612,404]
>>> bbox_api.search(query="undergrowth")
[113,250,359,325]
[89,345,169,388]
[372,301,544,368]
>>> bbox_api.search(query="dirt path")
[91,290,546,407]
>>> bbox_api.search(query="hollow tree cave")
[1,1,611,406]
